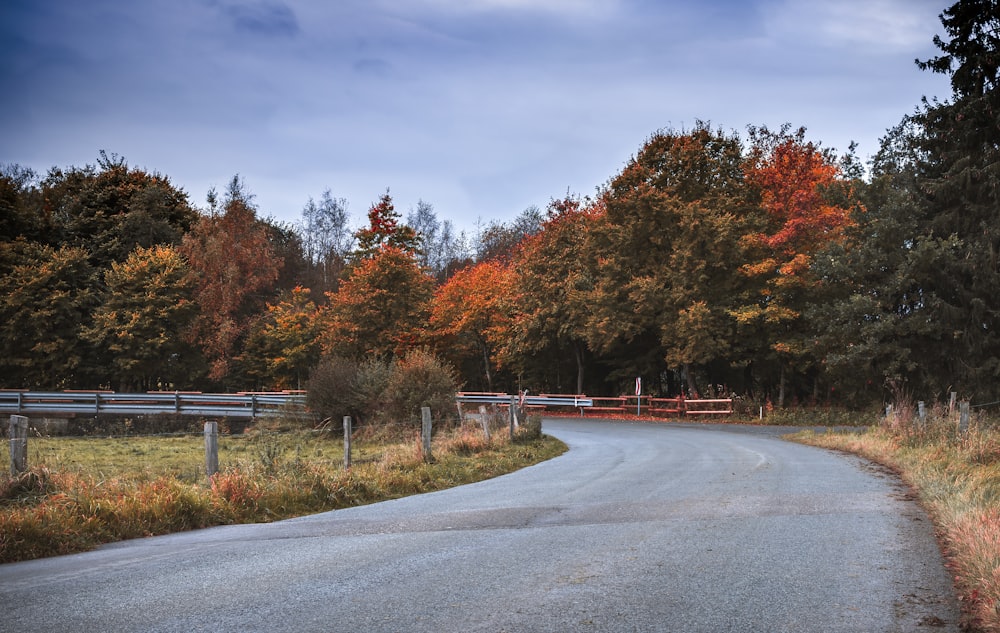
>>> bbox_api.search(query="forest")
[1,2,998,409]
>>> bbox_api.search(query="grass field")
[0,417,566,563]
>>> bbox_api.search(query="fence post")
[478,405,491,441]
[918,401,926,426]
[9,415,28,476]
[949,392,957,415]
[959,401,970,434]
[421,407,433,462]
[343,416,352,469]
[204,421,219,479]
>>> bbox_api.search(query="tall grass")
[0,417,565,563]
[794,404,1000,632]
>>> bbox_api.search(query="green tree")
[87,245,200,391]
[0,244,97,388]
[510,196,600,394]
[816,1,1000,402]
[587,124,755,395]
[39,152,197,267]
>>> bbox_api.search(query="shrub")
[515,413,543,442]
[382,349,459,425]
[306,355,361,422]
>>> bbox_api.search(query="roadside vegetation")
[791,403,1000,632]
[0,414,564,564]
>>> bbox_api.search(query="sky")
[1,0,955,234]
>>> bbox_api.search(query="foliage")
[382,348,460,424]
[38,152,197,267]
[587,123,755,394]
[0,244,98,388]
[429,259,516,391]
[735,126,859,405]
[511,196,600,394]
[86,244,200,391]
[307,350,458,426]
[321,246,435,359]
[241,286,321,390]
[179,176,281,384]
[352,191,420,261]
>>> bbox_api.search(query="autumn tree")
[353,191,419,261]
[428,259,516,391]
[179,176,281,385]
[587,124,755,395]
[321,246,435,359]
[241,286,321,390]
[86,245,200,391]
[510,195,601,394]
[734,126,858,405]
[39,152,197,267]
[0,244,97,388]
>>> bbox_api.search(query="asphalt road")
[0,419,960,632]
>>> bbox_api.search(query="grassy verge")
[790,406,1000,632]
[0,419,566,564]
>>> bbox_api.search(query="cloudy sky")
[2,0,953,233]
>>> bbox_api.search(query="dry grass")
[793,406,1000,632]
[0,418,565,563]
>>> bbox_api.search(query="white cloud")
[764,0,943,51]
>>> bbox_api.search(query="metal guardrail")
[455,393,594,408]
[0,391,307,418]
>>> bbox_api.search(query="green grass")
[0,420,566,563]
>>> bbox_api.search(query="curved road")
[1,419,959,632]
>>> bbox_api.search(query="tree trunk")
[778,365,786,408]
[683,363,699,398]
[479,338,493,392]
[574,342,585,395]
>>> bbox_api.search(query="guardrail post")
[9,415,28,476]
[421,407,433,462]
[204,421,219,479]
[509,395,518,437]
[478,405,491,441]
[343,416,352,469]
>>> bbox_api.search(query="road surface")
[0,419,960,632]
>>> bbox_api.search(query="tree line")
[2,1,996,408]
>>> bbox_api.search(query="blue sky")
[2,0,953,234]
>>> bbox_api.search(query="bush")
[306,355,361,423]
[307,351,458,428]
[383,349,459,425]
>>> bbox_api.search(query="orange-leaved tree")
[179,177,281,385]
[735,126,859,404]
[320,245,435,359]
[241,286,321,390]
[428,259,516,392]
